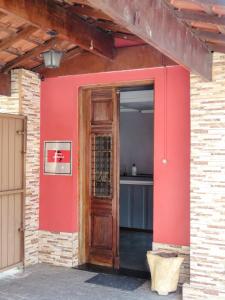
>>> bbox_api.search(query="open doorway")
[119,85,154,273]
[78,82,154,275]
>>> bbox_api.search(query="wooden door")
[0,114,25,271]
[84,87,119,268]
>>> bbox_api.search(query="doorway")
[0,114,25,271]
[79,82,154,273]
[119,85,154,273]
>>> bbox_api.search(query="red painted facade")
[40,66,190,246]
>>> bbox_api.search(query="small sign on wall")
[44,141,72,175]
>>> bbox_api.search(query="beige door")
[0,114,25,271]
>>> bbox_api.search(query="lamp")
[43,49,63,68]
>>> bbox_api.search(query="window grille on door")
[91,135,112,198]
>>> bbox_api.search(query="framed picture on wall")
[44,141,72,175]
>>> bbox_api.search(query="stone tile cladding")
[183,53,225,299]
[20,70,40,266]
[0,69,40,266]
[39,231,79,267]
[152,242,190,285]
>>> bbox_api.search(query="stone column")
[20,70,40,266]
[183,53,225,299]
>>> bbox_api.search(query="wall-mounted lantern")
[43,49,63,68]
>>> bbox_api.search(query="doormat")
[85,273,146,291]
[74,263,149,279]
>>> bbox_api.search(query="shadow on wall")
[120,112,153,175]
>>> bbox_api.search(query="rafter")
[176,10,225,26]
[88,0,212,80]
[95,20,130,34]
[56,46,83,61]
[0,73,10,96]
[189,0,225,6]
[0,23,17,35]
[168,0,219,14]
[1,38,58,72]
[64,0,90,4]
[39,44,176,78]
[194,30,225,43]
[0,25,37,52]
[113,32,143,42]
[207,42,225,52]
[70,5,112,21]
[0,0,115,59]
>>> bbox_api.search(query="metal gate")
[0,114,25,271]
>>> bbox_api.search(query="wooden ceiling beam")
[95,20,131,34]
[64,0,90,4]
[0,0,115,59]
[194,30,225,43]
[56,46,83,61]
[88,0,212,80]
[0,73,10,96]
[40,44,176,78]
[207,42,225,52]
[1,37,58,72]
[0,23,17,35]
[166,0,214,15]
[189,0,225,6]
[113,32,143,42]
[70,5,112,21]
[0,25,37,51]
[176,10,225,26]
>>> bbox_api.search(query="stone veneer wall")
[183,53,225,299]
[0,69,40,266]
[152,242,190,285]
[20,70,40,266]
[39,231,79,267]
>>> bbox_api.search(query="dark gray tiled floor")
[0,264,182,300]
[120,229,153,271]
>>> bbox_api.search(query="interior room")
[119,85,154,274]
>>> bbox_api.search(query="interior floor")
[120,229,153,272]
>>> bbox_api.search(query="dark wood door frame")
[78,80,153,268]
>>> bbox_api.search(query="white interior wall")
[120,111,153,175]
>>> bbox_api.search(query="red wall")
[40,66,190,246]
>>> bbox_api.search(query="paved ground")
[0,264,182,300]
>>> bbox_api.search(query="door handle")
[18,227,24,232]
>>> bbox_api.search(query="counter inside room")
[119,86,154,274]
